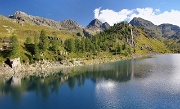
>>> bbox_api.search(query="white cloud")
[94,7,101,19]
[94,7,180,26]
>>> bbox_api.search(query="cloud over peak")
[94,7,180,26]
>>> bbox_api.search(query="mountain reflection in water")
[0,54,180,109]
[0,57,148,100]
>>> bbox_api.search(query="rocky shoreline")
[0,54,155,80]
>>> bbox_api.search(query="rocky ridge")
[130,17,180,39]
[8,11,111,37]
[87,19,110,30]
[9,11,82,32]
[158,23,180,39]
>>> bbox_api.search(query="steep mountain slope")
[94,22,170,54]
[9,11,83,32]
[84,19,110,36]
[158,24,180,39]
[7,11,111,37]
[87,19,110,30]
[0,11,112,43]
[0,12,173,63]
[134,28,170,54]
[0,14,76,42]
[130,17,180,39]
[129,17,162,38]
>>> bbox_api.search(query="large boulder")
[4,58,21,71]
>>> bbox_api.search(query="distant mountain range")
[129,17,180,39]
[0,11,179,55]
[2,11,180,40]
[8,11,110,37]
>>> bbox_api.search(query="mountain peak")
[130,17,180,39]
[14,11,28,16]
[87,19,103,28]
[8,11,83,32]
[130,17,155,27]
[87,19,110,30]
[9,11,29,20]
[102,22,110,29]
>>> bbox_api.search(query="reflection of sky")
[141,54,180,94]
[95,54,180,109]
[95,79,120,109]
[0,54,180,109]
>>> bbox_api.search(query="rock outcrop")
[9,11,83,32]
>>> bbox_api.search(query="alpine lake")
[0,54,180,109]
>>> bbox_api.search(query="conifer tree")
[39,29,49,51]
[10,35,20,58]
[52,37,59,52]
[25,37,32,44]
[69,38,75,53]
[34,36,40,60]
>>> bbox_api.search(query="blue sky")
[1,0,180,26]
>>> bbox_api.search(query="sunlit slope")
[0,15,76,42]
[134,28,171,54]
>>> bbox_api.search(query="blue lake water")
[0,54,180,109]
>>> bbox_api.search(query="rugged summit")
[129,17,154,27]
[130,17,162,38]
[82,19,110,37]
[102,22,111,29]
[9,11,83,32]
[9,11,110,37]
[87,19,110,30]
[87,19,102,28]
[130,17,180,39]
[158,24,180,39]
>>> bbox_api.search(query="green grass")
[0,15,76,43]
[134,29,171,54]
[0,15,174,64]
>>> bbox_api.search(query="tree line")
[0,22,133,62]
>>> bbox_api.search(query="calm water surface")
[0,54,180,109]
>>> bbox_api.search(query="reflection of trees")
[65,60,136,89]
[41,81,50,100]
[0,73,68,101]
[68,77,76,89]
[64,58,153,89]
[0,58,151,101]
[0,78,22,102]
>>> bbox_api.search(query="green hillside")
[0,16,172,63]
[0,15,76,42]
[134,28,170,54]
[94,22,170,55]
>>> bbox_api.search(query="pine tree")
[69,38,75,53]
[39,29,49,51]
[34,36,40,60]
[10,35,20,58]
[24,36,34,54]
[64,38,75,53]
[75,38,81,53]
[81,39,85,53]
[117,43,122,54]
[85,38,91,52]
[51,37,59,52]
[25,37,32,44]
[122,43,127,50]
